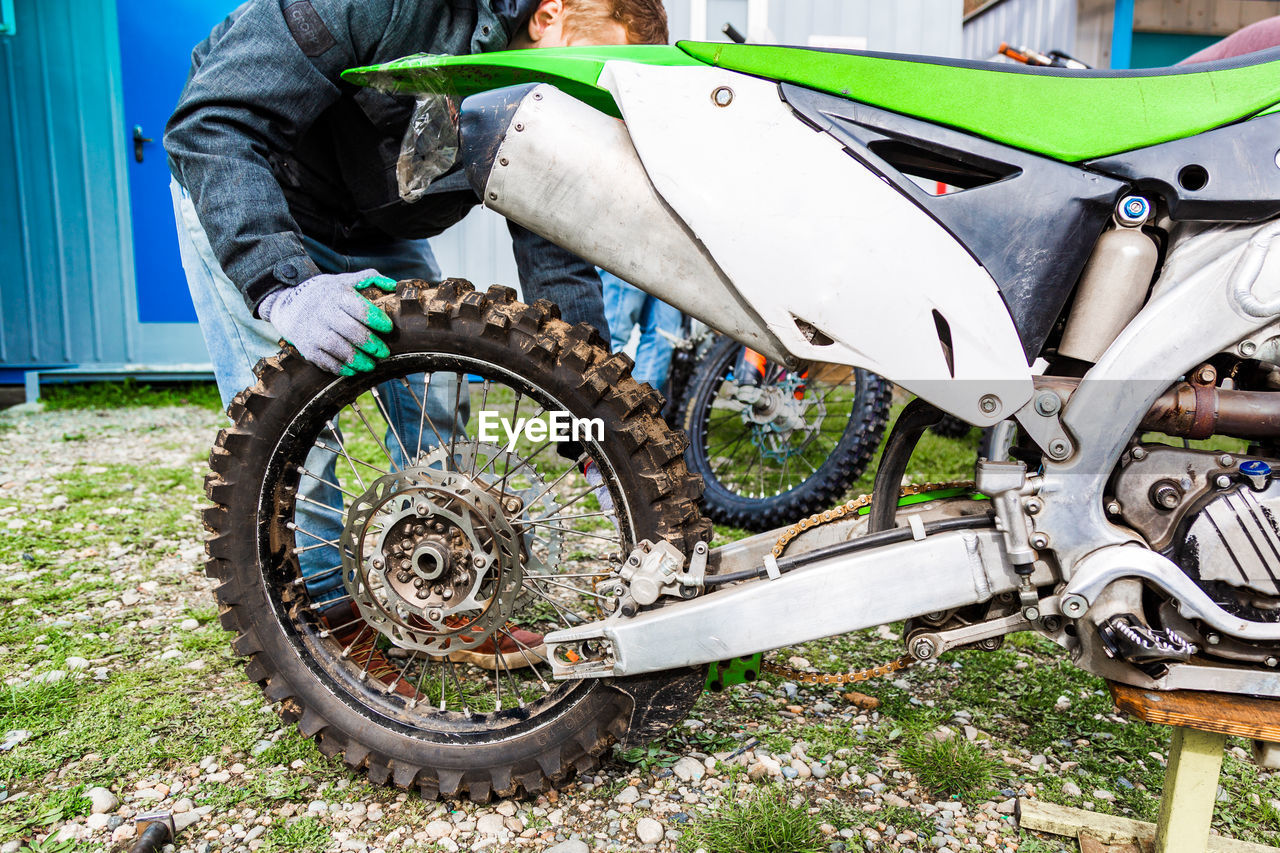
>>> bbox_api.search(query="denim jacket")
[165,0,595,317]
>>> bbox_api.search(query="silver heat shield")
[466,83,788,363]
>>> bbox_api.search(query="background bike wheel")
[205,280,710,801]
[678,335,892,532]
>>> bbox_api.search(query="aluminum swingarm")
[545,526,1052,680]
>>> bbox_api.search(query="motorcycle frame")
[460,63,1280,692]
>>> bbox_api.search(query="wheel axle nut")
[911,638,937,660]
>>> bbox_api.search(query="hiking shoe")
[320,601,420,699]
[434,618,548,671]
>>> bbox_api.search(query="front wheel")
[678,336,892,531]
[204,280,711,800]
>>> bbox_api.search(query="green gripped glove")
[258,270,399,375]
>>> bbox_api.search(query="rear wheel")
[678,336,892,532]
[204,280,711,800]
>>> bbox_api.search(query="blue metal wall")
[0,0,135,371]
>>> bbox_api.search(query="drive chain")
[761,480,974,685]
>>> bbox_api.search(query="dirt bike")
[667,321,892,531]
[206,41,1280,800]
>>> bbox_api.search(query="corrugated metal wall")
[963,0,1077,59]
[0,0,134,367]
[769,0,964,55]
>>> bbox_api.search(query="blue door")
[116,1,228,323]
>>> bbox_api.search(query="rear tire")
[204,280,711,800]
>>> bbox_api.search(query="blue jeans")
[601,270,682,391]
[172,178,467,603]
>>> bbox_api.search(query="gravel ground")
[1,402,1277,853]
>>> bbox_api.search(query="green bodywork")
[682,42,1280,161]
[344,40,1280,163]
[342,45,702,118]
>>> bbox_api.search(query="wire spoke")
[525,574,613,599]
[296,466,361,501]
[472,380,491,479]
[320,422,370,490]
[370,386,411,470]
[350,400,400,472]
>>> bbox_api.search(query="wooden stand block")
[1153,727,1228,853]
[1017,681,1280,853]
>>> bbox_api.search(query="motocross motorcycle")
[206,41,1280,800]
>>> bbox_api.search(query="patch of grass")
[262,816,330,853]
[899,736,1003,799]
[253,732,323,768]
[39,379,221,411]
[614,742,679,773]
[0,785,89,843]
[679,786,825,853]
[876,804,931,836]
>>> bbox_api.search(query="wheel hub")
[340,465,524,656]
[734,375,821,462]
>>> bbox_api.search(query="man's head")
[509,0,668,49]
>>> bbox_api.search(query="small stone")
[425,819,452,838]
[121,592,141,607]
[87,787,118,814]
[182,659,207,671]
[175,812,203,832]
[64,657,89,671]
[0,730,31,752]
[996,798,1016,815]
[496,801,516,817]
[1062,781,1083,798]
[86,814,110,831]
[790,758,811,778]
[206,771,231,784]
[781,766,799,779]
[477,813,505,835]
[615,786,640,805]
[672,757,705,783]
[1093,789,1116,802]
[883,793,911,809]
[111,825,137,844]
[636,817,664,844]
[51,495,68,509]
[181,619,200,631]
[545,842,589,853]
[33,670,65,685]
[810,762,827,779]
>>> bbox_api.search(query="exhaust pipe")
[458,83,788,363]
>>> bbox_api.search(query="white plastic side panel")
[600,62,1034,424]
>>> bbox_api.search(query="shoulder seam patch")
[283,1,337,58]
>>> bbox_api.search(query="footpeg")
[1099,613,1196,675]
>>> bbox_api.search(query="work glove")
[259,270,398,375]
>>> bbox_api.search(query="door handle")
[133,125,153,163]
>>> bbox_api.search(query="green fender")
[341,45,704,118]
